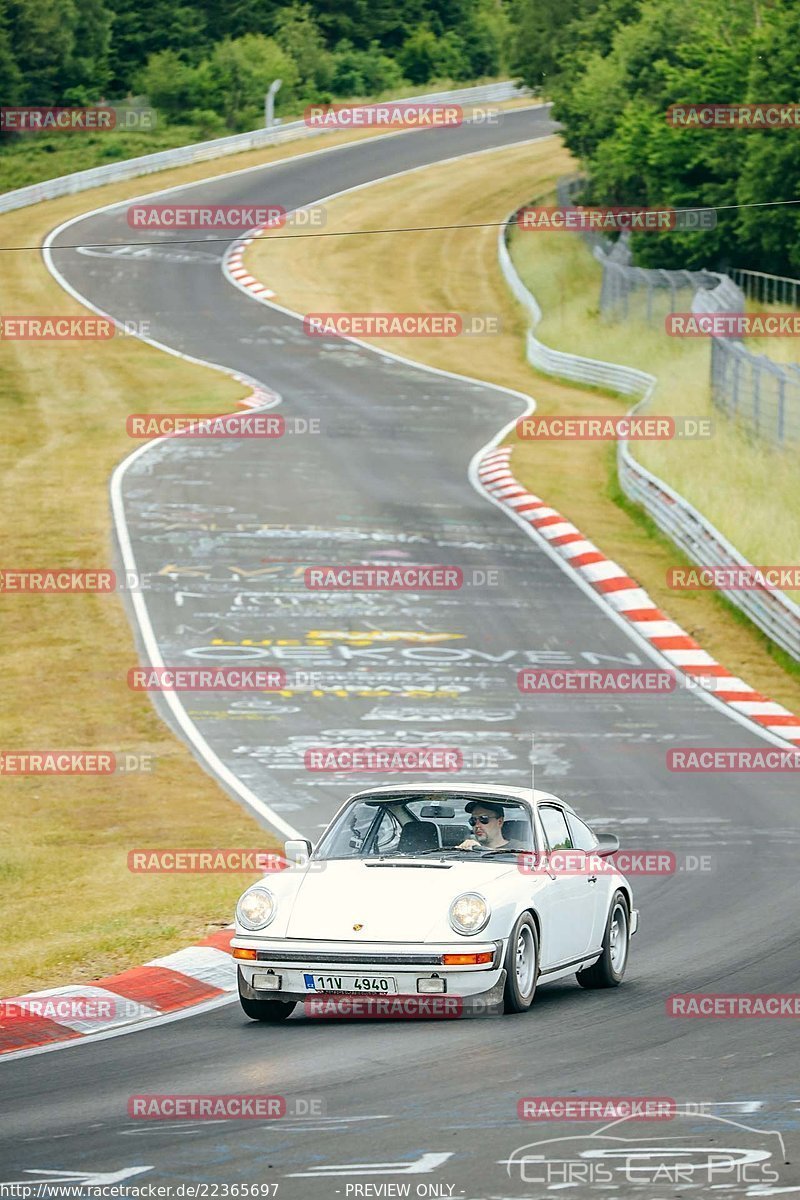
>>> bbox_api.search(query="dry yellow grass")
[508,224,800,601]
[0,124,411,996]
[246,134,800,717]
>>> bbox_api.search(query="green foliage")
[274,4,334,92]
[197,34,299,125]
[330,40,406,96]
[535,0,797,274]
[2,0,511,157]
[398,28,442,84]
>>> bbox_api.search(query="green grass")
[508,218,800,605]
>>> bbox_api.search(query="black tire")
[576,890,630,989]
[503,912,539,1013]
[239,995,296,1022]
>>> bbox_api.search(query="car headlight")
[449,892,490,935]
[236,886,276,931]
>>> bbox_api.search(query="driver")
[454,800,523,851]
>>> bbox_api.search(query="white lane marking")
[747,1188,800,1195]
[287,1152,453,1176]
[41,108,551,847]
[220,139,800,752]
[8,1168,153,1184]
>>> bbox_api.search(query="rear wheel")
[576,891,629,989]
[239,995,296,1022]
[503,913,539,1013]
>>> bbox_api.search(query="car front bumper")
[233,936,505,1012]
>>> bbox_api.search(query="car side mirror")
[595,833,620,857]
[284,838,313,865]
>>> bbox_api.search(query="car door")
[537,804,599,966]
[567,810,616,953]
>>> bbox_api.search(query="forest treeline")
[3,0,797,273]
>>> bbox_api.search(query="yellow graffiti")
[208,631,464,648]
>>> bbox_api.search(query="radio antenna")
[530,731,538,849]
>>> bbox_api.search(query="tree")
[197,34,299,126]
[462,0,512,78]
[63,0,113,99]
[7,0,79,104]
[330,40,405,96]
[0,0,23,107]
[398,27,440,83]
[136,49,202,121]
[735,1,800,275]
[273,4,334,93]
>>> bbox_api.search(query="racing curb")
[0,929,236,1056]
[477,445,800,745]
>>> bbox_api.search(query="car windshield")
[313,793,535,861]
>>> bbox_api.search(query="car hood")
[284,858,517,942]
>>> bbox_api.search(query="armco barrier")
[0,83,525,214]
[498,218,800,661]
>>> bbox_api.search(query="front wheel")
[239,995,296,1022]
[503,913,539,1013]
[576,891,629,989]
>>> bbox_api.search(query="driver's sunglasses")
[468,814,492,826]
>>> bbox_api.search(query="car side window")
[567,814,599,852]
[540,805,573,852]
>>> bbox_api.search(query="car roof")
[347,781,575,813]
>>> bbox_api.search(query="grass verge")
[244,134,800,716]
[0,119,408,997]
[508,218,800,603]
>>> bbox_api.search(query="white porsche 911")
[233,784,638,1021]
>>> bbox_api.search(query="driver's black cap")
[464,799,505,819]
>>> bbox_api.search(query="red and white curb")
[227,229,276,300]
[0,930,235,1057]
[477,445,800,745]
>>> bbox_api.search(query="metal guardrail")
[0,82,525,214]
[498,217,800,661]
[553,177,800,446]
[732,268,800,308]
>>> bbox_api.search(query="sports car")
[233,783,638,1020]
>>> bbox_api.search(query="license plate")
[304,973,397,994]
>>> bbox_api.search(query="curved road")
[2,108,799,1196]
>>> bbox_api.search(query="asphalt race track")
[2,107,799,1195]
